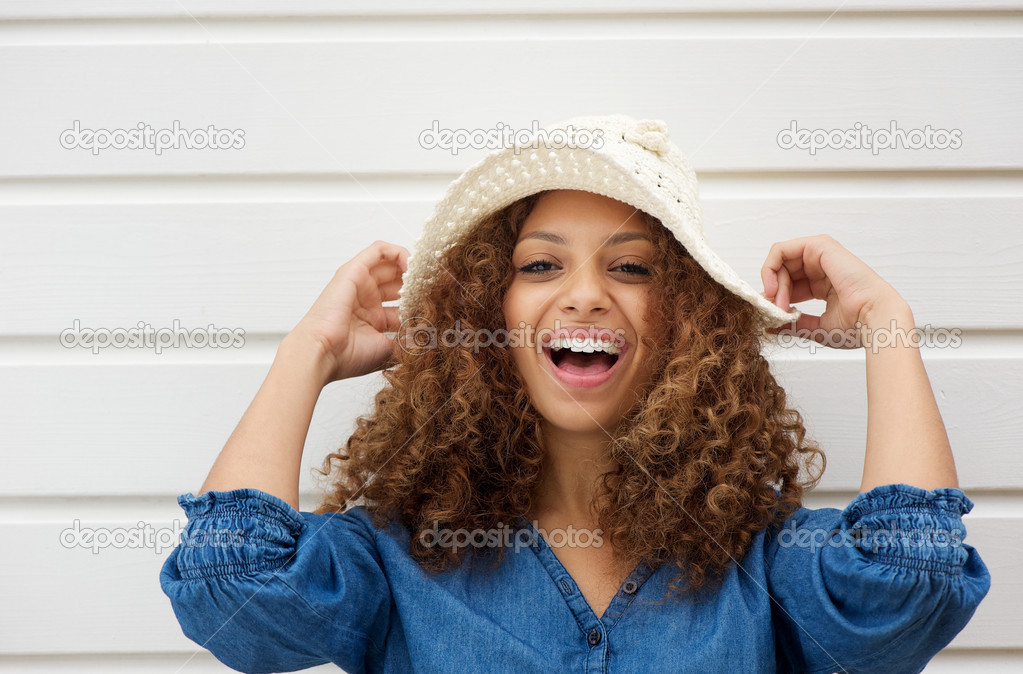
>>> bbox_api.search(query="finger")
[362,240,410,263]
[762,236,834,303]
[357,303,398,332]
[376,278,404,302]
[775,264,792,311]
[761,244,796,301]
[328,256,399,298]
[379,305,401,333]
[350,241,410,283]
[344,247,408,307]
[353,274,406,312]
[354,301,401,334]
[362,252,408,288]
[761,236,824,286]
[785,276,819,305]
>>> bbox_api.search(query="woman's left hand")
[759,234,910,348]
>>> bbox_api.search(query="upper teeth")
[548,336,622,355]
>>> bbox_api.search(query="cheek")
[631,289,656,330]
[502,285,526,328]
[502,287,536,373]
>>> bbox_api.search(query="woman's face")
[503,189,661,434]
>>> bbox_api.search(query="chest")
[533,519,639,619]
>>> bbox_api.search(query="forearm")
[199,332,332,510]
[858,298,959,493]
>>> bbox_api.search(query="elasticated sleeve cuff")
[171,488,306,580]
[839,483,973,574]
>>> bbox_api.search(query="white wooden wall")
[1,1,1020,671]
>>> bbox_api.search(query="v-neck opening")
[515,515,656,630]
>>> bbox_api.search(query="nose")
[556,262,611,315]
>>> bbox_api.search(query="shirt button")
[623,580,638,595]
[587,628,602,647]
[560,579,572,594]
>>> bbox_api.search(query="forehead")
[516,189,651,238]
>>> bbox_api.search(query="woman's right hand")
[288,240,410,384]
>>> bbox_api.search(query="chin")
[536,404,622,434]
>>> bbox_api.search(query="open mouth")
[548,347,619,375]
[540,338,627,389]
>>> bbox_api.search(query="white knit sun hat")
[398,114,801,329]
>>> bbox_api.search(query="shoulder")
[300,502,413,548]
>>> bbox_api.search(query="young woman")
[161,115,990,673]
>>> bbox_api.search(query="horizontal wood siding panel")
[1,39,1019,177]
[2,196,1020,334]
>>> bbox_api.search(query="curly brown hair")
[313,190,825,599]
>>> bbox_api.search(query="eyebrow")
[516,231,653,247]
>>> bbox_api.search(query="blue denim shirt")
[160,483,990,673]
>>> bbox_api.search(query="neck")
[530,422,619,524]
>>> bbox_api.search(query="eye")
[518,258,558,274]
[614,261,652,276]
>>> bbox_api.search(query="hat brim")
[399,144,801,330]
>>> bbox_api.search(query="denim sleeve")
[159,489,392,674]
[764,483,991,674]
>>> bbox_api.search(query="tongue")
[556,351,617,375]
